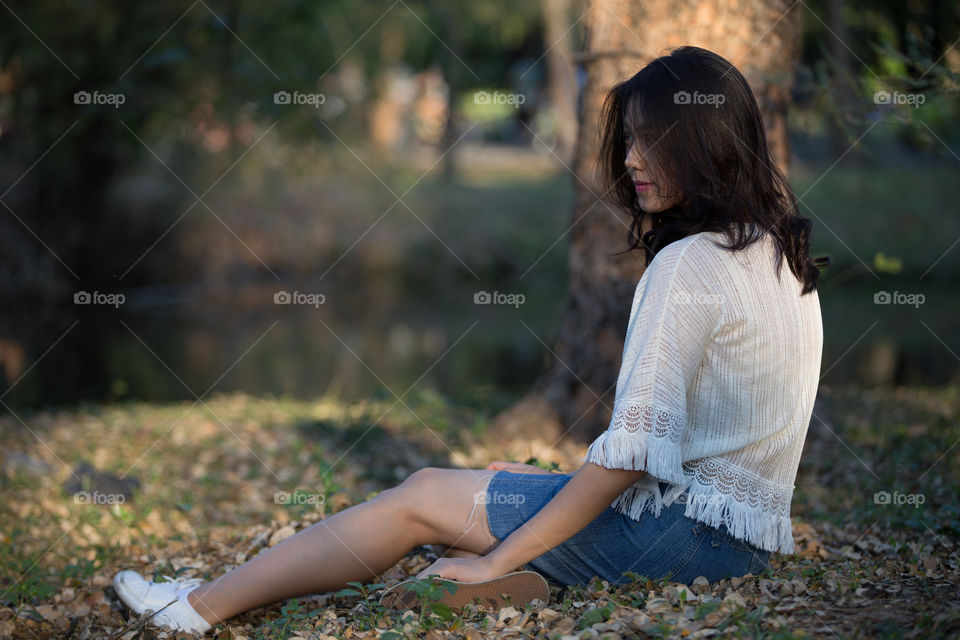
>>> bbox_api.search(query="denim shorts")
[484,471,771,587]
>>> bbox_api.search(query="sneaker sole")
[379,570,550,610]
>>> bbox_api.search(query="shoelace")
[151,575,206,610]
[157,575,206,589]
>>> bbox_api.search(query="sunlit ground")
[1,384,958,637]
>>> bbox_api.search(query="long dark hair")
[597,45,829,294]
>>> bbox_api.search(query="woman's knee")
[399,466,443,494]
[388,467,444,518]
[393,467,499,551]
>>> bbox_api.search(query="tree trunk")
[541,0,580,163]
[488,0,801,447]
[826,0,856,157]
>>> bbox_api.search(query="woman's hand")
[485,461,555,474]
[414,555,507,582]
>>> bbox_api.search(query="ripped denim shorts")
[484,470,771,587]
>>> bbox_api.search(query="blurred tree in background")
[1,0,956,298]
[0,0,544,297]
[491,0,805,442]
[0,0,958,411]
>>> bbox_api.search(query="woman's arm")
[483,462,648,574]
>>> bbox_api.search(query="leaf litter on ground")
[0,384,958,638]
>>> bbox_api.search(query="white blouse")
[583,226,823,554]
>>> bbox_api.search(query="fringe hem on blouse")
[583,427,795,555]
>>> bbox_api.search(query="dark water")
[1,274,957,411]
[816,278,960,387]
[0,275,561,410]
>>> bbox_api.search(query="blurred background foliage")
[0,0,958,408]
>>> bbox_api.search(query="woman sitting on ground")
[113,45,827,635]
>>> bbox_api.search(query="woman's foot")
[380,570,550,610]
[113,570,213,634]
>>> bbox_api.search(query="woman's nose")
[624,145,644,170]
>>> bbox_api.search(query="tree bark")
[826,0,856,157]
[488,0,801,447]
[541,0,580,163]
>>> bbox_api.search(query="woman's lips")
[634,181,652,193]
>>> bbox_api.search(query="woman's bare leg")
[431,544,482,559]
[185,467,501,625]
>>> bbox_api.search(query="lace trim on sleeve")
[585,403,798,553]
[611,401,685,443]
[583,400,687,485]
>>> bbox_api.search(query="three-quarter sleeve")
[584,240,723,485]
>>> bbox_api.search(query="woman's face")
[622,113,680,213]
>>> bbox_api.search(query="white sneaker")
[113,570,213,634]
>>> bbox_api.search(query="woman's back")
[584,226,823,554]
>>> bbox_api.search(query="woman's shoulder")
[640,227,783,308]
[648,229,739,276]
[671,226,776,271]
